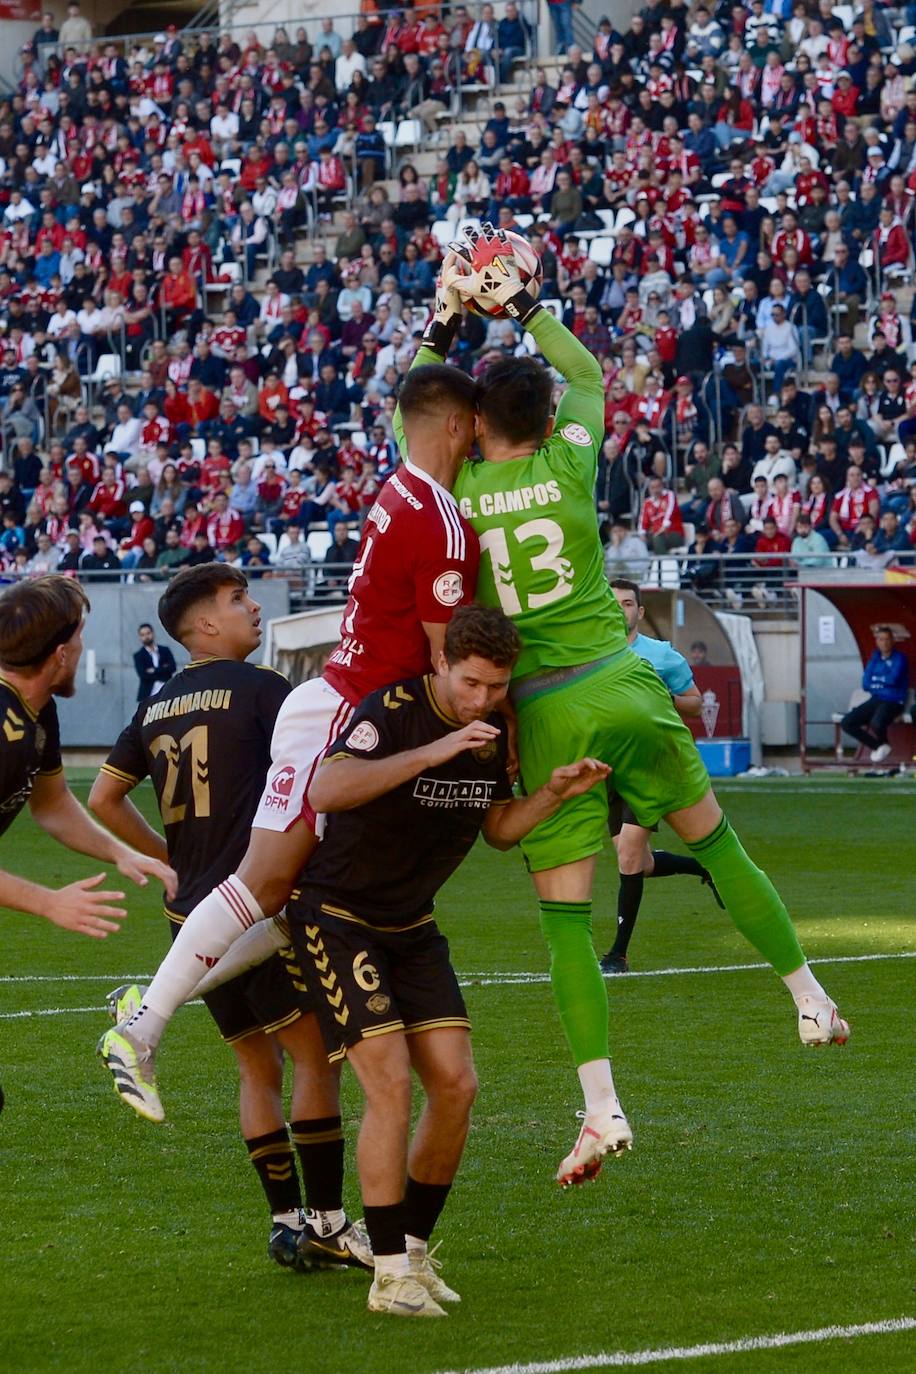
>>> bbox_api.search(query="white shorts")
[252,677,354,834]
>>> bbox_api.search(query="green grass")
[1,776,914,1374]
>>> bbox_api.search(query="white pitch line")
[432,1317,916,1374]
[1,949,914,1003]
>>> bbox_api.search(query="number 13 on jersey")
[478,518,575,615]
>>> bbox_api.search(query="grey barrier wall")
[55,581,291,748]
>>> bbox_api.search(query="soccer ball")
[456,229,544,319]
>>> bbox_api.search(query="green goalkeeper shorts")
[516,650,711,873]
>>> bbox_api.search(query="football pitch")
[1,772,914,1374]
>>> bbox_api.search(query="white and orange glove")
[420,257,464,355]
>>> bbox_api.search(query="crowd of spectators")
[0,2,916,603]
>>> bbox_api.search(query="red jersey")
[639,491,684,537]
[323,462,480,706]
[832,483,876,532]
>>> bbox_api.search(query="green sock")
[538,901,609,1065]
[686,816,805,976]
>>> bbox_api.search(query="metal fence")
[609,551,913,619]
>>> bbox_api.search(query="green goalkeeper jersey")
[452,312,627,679]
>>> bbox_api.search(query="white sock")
[307,1207,346,1237]
[194,915,287,997]
[272,1209,305,1229]
[577,1058,619,1114]
[374,1252,410,1279]
[782,963,828,1007]
[405,1234,427,1257]
[124,875,263,1049]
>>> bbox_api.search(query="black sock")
[290,1115,344,1212]
[363,1201,407,1257]
[245,1127,302,1217]
[648,850,705,879]
[403,1176,452,1244]
[612,872,644,957]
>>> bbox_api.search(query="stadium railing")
[0,562,357,609]
[621,550,914,618]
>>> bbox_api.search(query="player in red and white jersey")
[104,280,485,1121]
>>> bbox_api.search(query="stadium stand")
[0,1,915,611]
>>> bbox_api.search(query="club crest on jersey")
[560,422,592,447]
[473,741,498,763]
[433,571,464,606]
[346,721,380,751]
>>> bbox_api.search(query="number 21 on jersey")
[479,518,574,615]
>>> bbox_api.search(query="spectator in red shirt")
[159,256,198,334]
[119,500,155,567]
[199,438,231,495]
[752,515,792,601]
[186,378,220,432]
[639,475,685,553]
[206,491,245,553]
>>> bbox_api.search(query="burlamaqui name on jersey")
[413,776,497,809]
[142,689,234,727]
[458,479,562,521]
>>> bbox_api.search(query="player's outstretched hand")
[428,719,502,766]
[115,851,179,901]
[545,758,610,801]
[48,873,127,939]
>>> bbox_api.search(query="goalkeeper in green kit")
[413,224,850,1188]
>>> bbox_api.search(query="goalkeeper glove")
[421,262,464,355]
[446,222,542,326]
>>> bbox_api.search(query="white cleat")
[367,1272,446,1317]
[797,996,850,1048]
[409,1243,460,1303]
[556,1103,633,1188]
[97,1023,164,1122]
[869,743,892,763]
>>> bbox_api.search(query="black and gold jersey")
[297,674,512,929]
[102,658,291,916]
[0,678,62,839]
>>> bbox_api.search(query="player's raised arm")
[309,718,501,814]
[444,224,604,450]
[392,270,465,459]
[483,758,610,851]
[30,768,177,897]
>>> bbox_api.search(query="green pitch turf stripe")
[432,1316,916,1374]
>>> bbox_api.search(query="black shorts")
[287,899,470,1063]
[167,912,311,1045]
[607,786,659,838]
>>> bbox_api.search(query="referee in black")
[290,604,610,1318]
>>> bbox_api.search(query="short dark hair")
[397,363,477,424]
[876,624,893,636]
[0,574,89,671]
[477,356,553,448]
[138,622,154,634]
[158,565,247,644]
[608,577,642,606]
[444,605,520,668]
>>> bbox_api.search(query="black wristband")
[501,290,541,327]
[420,316,459,355]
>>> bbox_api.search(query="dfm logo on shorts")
[264,765,296,811]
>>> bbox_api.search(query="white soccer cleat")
[870,743,892,763]
[409,1243,460,1303]
[797,996,850,1047]
[556,1103,633,1188]
[367,1272,446,1317]
[97,1024,164,1122]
